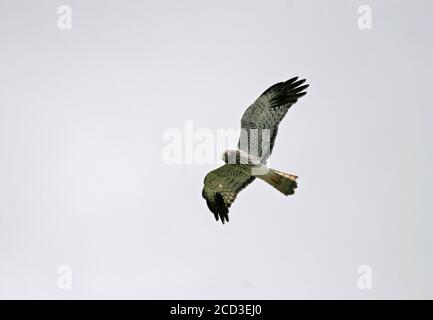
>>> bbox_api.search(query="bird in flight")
[202,77,309,224]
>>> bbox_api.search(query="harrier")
[202,77,309,224]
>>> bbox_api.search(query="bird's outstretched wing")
[238,77,309,161]
[202,164,255,224]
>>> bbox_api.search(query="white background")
[0,0,432,298]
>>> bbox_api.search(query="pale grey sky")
[0,0,432,299]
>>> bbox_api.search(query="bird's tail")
[255,168,298,196]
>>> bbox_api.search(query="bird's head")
[221,150,239,164]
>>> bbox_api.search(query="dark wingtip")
[215,193,229,224]
[269,77,309,107]
[286,76,298,84]
[287,180,298,195]
[291,84,309,94]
